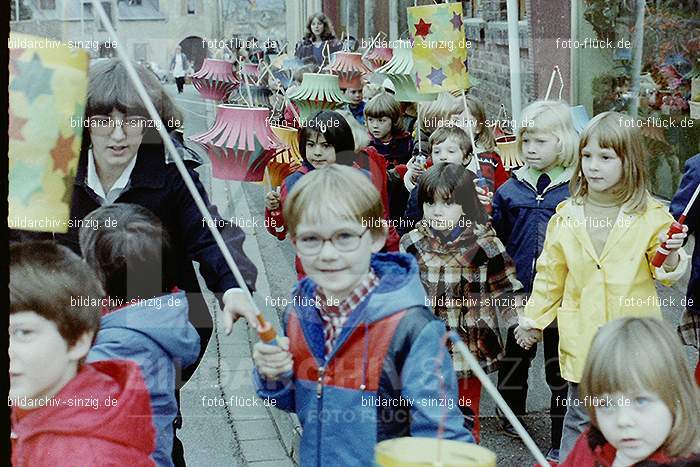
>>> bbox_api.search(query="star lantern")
[191,58,239,101]
[8,33,89,233]
[407,2,469,94]
[189,105,283,181]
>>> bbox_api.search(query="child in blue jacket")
[79,203,200,467]
[492,100,579,463]
[671,152,700,385]
[249,165,472,466]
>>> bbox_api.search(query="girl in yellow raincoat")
[514,111,690,460]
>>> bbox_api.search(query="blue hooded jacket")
[87,291,200,467]
[492,166,574,293]
[254,253,472,467]
[670,153,699,315]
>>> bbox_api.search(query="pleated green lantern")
[377,44,436,103]
[286,73,346,122]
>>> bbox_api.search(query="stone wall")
[462,0,534,120]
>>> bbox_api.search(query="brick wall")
[462,0,534,121]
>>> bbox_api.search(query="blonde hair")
[581,317,700,458]
[428,127,472,161]
[570,111,649,212]
[420,92,495,151]
[284,165,385,236]
[517,100,579,168]
[335,109,370,150]
[365,92,404,133]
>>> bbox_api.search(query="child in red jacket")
[561,318,700,466]
[265,111,399,278]
[9,241,156,466]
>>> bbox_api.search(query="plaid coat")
[400,221,523,377]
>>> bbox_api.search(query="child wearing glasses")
[400,163,523,443]
[252,165,472,466]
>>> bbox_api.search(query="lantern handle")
[544,65,564,101]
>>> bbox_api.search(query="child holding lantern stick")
[254,165,473,466]
[514,111,690,461]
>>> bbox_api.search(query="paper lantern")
[286,73,345,122]
[365,47,394,70]
[189,105,282,181]
[495,135,524,170]
[9,33,89,233]
[377,45,437,103]
[191,58,238,101]
[326,52,372,90]
[240,62,260,79]
[270,125,302,164]
[407,2,469,93]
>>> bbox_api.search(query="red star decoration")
[414,18,432,39]
[9,110,28,141]
[50,134,76,175]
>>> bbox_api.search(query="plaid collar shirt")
[316,270,380,356]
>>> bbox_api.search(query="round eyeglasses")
[88,115,150,136]
[292,228,369,255]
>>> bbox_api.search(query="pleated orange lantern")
[365,47,393,70]
[326,52,372,90]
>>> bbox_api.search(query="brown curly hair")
[304,13,336,42]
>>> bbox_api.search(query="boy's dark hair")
[10,241,103,346]
[418,163,488,225]
[428,126,472,160]
[79,204,177,303]
[364,92,404,133]
[299,110,355,162]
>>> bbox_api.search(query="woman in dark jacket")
[11,59,259,464]
[294,12,342,66]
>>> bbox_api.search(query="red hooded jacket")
[11,360,156,466]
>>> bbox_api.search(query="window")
[128,0,143,4]
[91,2,113,31]
[39,0,56,9]
[187,0,196,14]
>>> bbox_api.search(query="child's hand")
[514,325,541,350]
[473,180,493,206]
[407,156,425,182]
[658,224,688,251]
[220,288,259,334]
[253,336,293,381]
[265,189,281,211]
[658,224,688,271]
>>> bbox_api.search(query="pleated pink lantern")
[240,63,260,80]
[365,47,393,70]
[191,58,238,101]
[326,52,371,90]
[189,105,282,181]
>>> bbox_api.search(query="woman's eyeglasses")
[88,116,150,136]
[293,228,369,255]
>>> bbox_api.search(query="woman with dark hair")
[12,58,259,465]
[294,12,342,66]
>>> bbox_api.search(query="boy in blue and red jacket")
[250,165,472,466]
